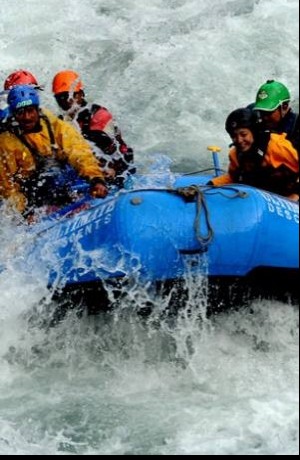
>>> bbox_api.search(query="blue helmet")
[0,90,10,122]
[8,84,40,113]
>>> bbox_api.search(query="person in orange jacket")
[209,108,299,201]
[0,84,108,217]
[52,70,135,188]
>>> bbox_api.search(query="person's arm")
[267,133,298,172]
[0,142,28,213]
[87,126,135,183]
[287,193,299,202]
[54,116,108,198]
[209,173,233,186]
[90,106,135,169]
[265,134,299,199]
[209,147,239,186]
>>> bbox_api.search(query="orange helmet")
[52,70,84,95]
[4,69,39,91]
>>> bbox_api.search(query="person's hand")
[26,212,38,225]
[103,168,116,180]
[287,193,299,202]
[90,181,108,199]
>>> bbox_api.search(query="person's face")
[14,105,39,132]
[231,128,254,152]
[54,91,73,111]
[54,91,83,112]
[258,107,282,130]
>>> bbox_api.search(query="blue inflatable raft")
[20,172,298,306]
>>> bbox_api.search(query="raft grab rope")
[176,185,249,252]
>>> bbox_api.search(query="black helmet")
[225,108,259,137]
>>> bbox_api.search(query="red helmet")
[52,70,84,95]
[4,69,39,91]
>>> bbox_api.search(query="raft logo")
[16,99,33,109]
[261,191,299,223]
[54,200,116,239]
[257,90,268,100]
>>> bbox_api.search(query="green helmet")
[254,80,290,112]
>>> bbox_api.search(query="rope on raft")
[175,185,249,251]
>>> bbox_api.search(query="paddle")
[207,145,222,177]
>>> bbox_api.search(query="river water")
[0,0,299,455]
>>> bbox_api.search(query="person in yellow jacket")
[0,84,108,216]
[209,108,299,201]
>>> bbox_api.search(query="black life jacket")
[75,104,136,187]
[281,111,299,154]
[247,102,299,154]
[76,104,102,136]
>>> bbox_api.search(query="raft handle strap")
[176,185,214,250]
